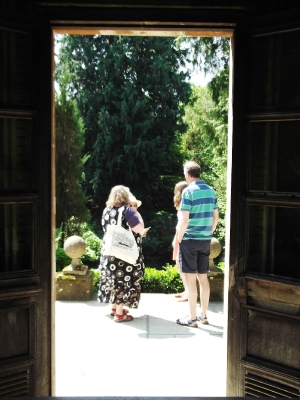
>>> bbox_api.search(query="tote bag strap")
[117,206,124,226]
[117,206,132,231]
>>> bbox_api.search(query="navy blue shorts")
[179,240,210,274]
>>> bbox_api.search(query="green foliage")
[55,34,230,267]
[90,269,100,293]
[141,264,183,293]
[177,37,230,76]
[215,261,225,274]
[56,35,191,215]
[55,226,63,250]
[182,86,216,168]
[55,222,102,270]
[143,175,181,212]
[81,229,102,266]
[207,68,229,156]
[55,79,90,232]
[180,37,230,158]
[90,263,224,294]
[181,85,227,245]
[90,264,184,294]
[142,211,177,264]
[56,248,72,272]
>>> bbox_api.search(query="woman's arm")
[177,210,189,243]
[131,222,144,234]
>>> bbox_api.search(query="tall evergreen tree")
[55,81,90,242]
[56,35,191,214]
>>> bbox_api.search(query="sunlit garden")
[55,35,229,291]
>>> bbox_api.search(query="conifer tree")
[56,35,191,213]
[55,80,90,243]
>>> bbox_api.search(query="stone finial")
[63,235,88,276]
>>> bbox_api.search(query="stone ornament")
[63,235,88,275]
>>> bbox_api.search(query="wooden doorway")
[2,3,300,397]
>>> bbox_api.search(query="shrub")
[90,264,183,294]
[56,248,72,272]
[55,223,102,270]
[141,264,184,293]
[81,229,102,267]
[90,268,100,293]
[215,260,225,273]
[142,211,177,267]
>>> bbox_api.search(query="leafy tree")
[56,35,191,215]
[182,85,227,246]
[55,80,90,245]
[178,37,230,248]
[178,36,230,150]
[183,37,229,75]
[182,86,216,168]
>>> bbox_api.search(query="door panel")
[228,9,300,397]
[248,121,300,193]
[0,118,33,190]
[250,29,300,109]
[0,4,52,397]
[0,203,33,273]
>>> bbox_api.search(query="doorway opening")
[52,26,233,397]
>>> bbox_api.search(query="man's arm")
[177,210,189,243]
[212,208,219,233]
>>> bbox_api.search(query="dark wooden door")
[0,3,52,397]
[227,9,300,397]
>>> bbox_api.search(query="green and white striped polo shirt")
[180,180,218,240]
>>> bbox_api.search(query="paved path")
[55,293,226,397]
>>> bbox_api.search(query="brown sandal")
[114,313,133,323]
[111,308,129,316]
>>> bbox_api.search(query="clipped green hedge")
[91,264,184,294]
[141,264,184,293]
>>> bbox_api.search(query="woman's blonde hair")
[173,181,188,210]
[106,185,131,206]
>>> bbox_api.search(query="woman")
[98,186,145,322]
[172,181,189,302]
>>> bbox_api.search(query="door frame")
[51,24,235,395]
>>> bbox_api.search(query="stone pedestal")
[196,273,224,302]
[196,237,224,301]
[56,235,93,300]
[208,272,224,301]
[56,270,94,301]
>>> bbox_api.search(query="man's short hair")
[184,161,201,178]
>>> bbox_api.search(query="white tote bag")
[103,206,139,264]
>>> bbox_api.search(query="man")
[176,161,219,327]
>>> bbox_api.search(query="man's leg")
[184,272,197,320]
[177,240,198,326]
[197,272,210,318]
